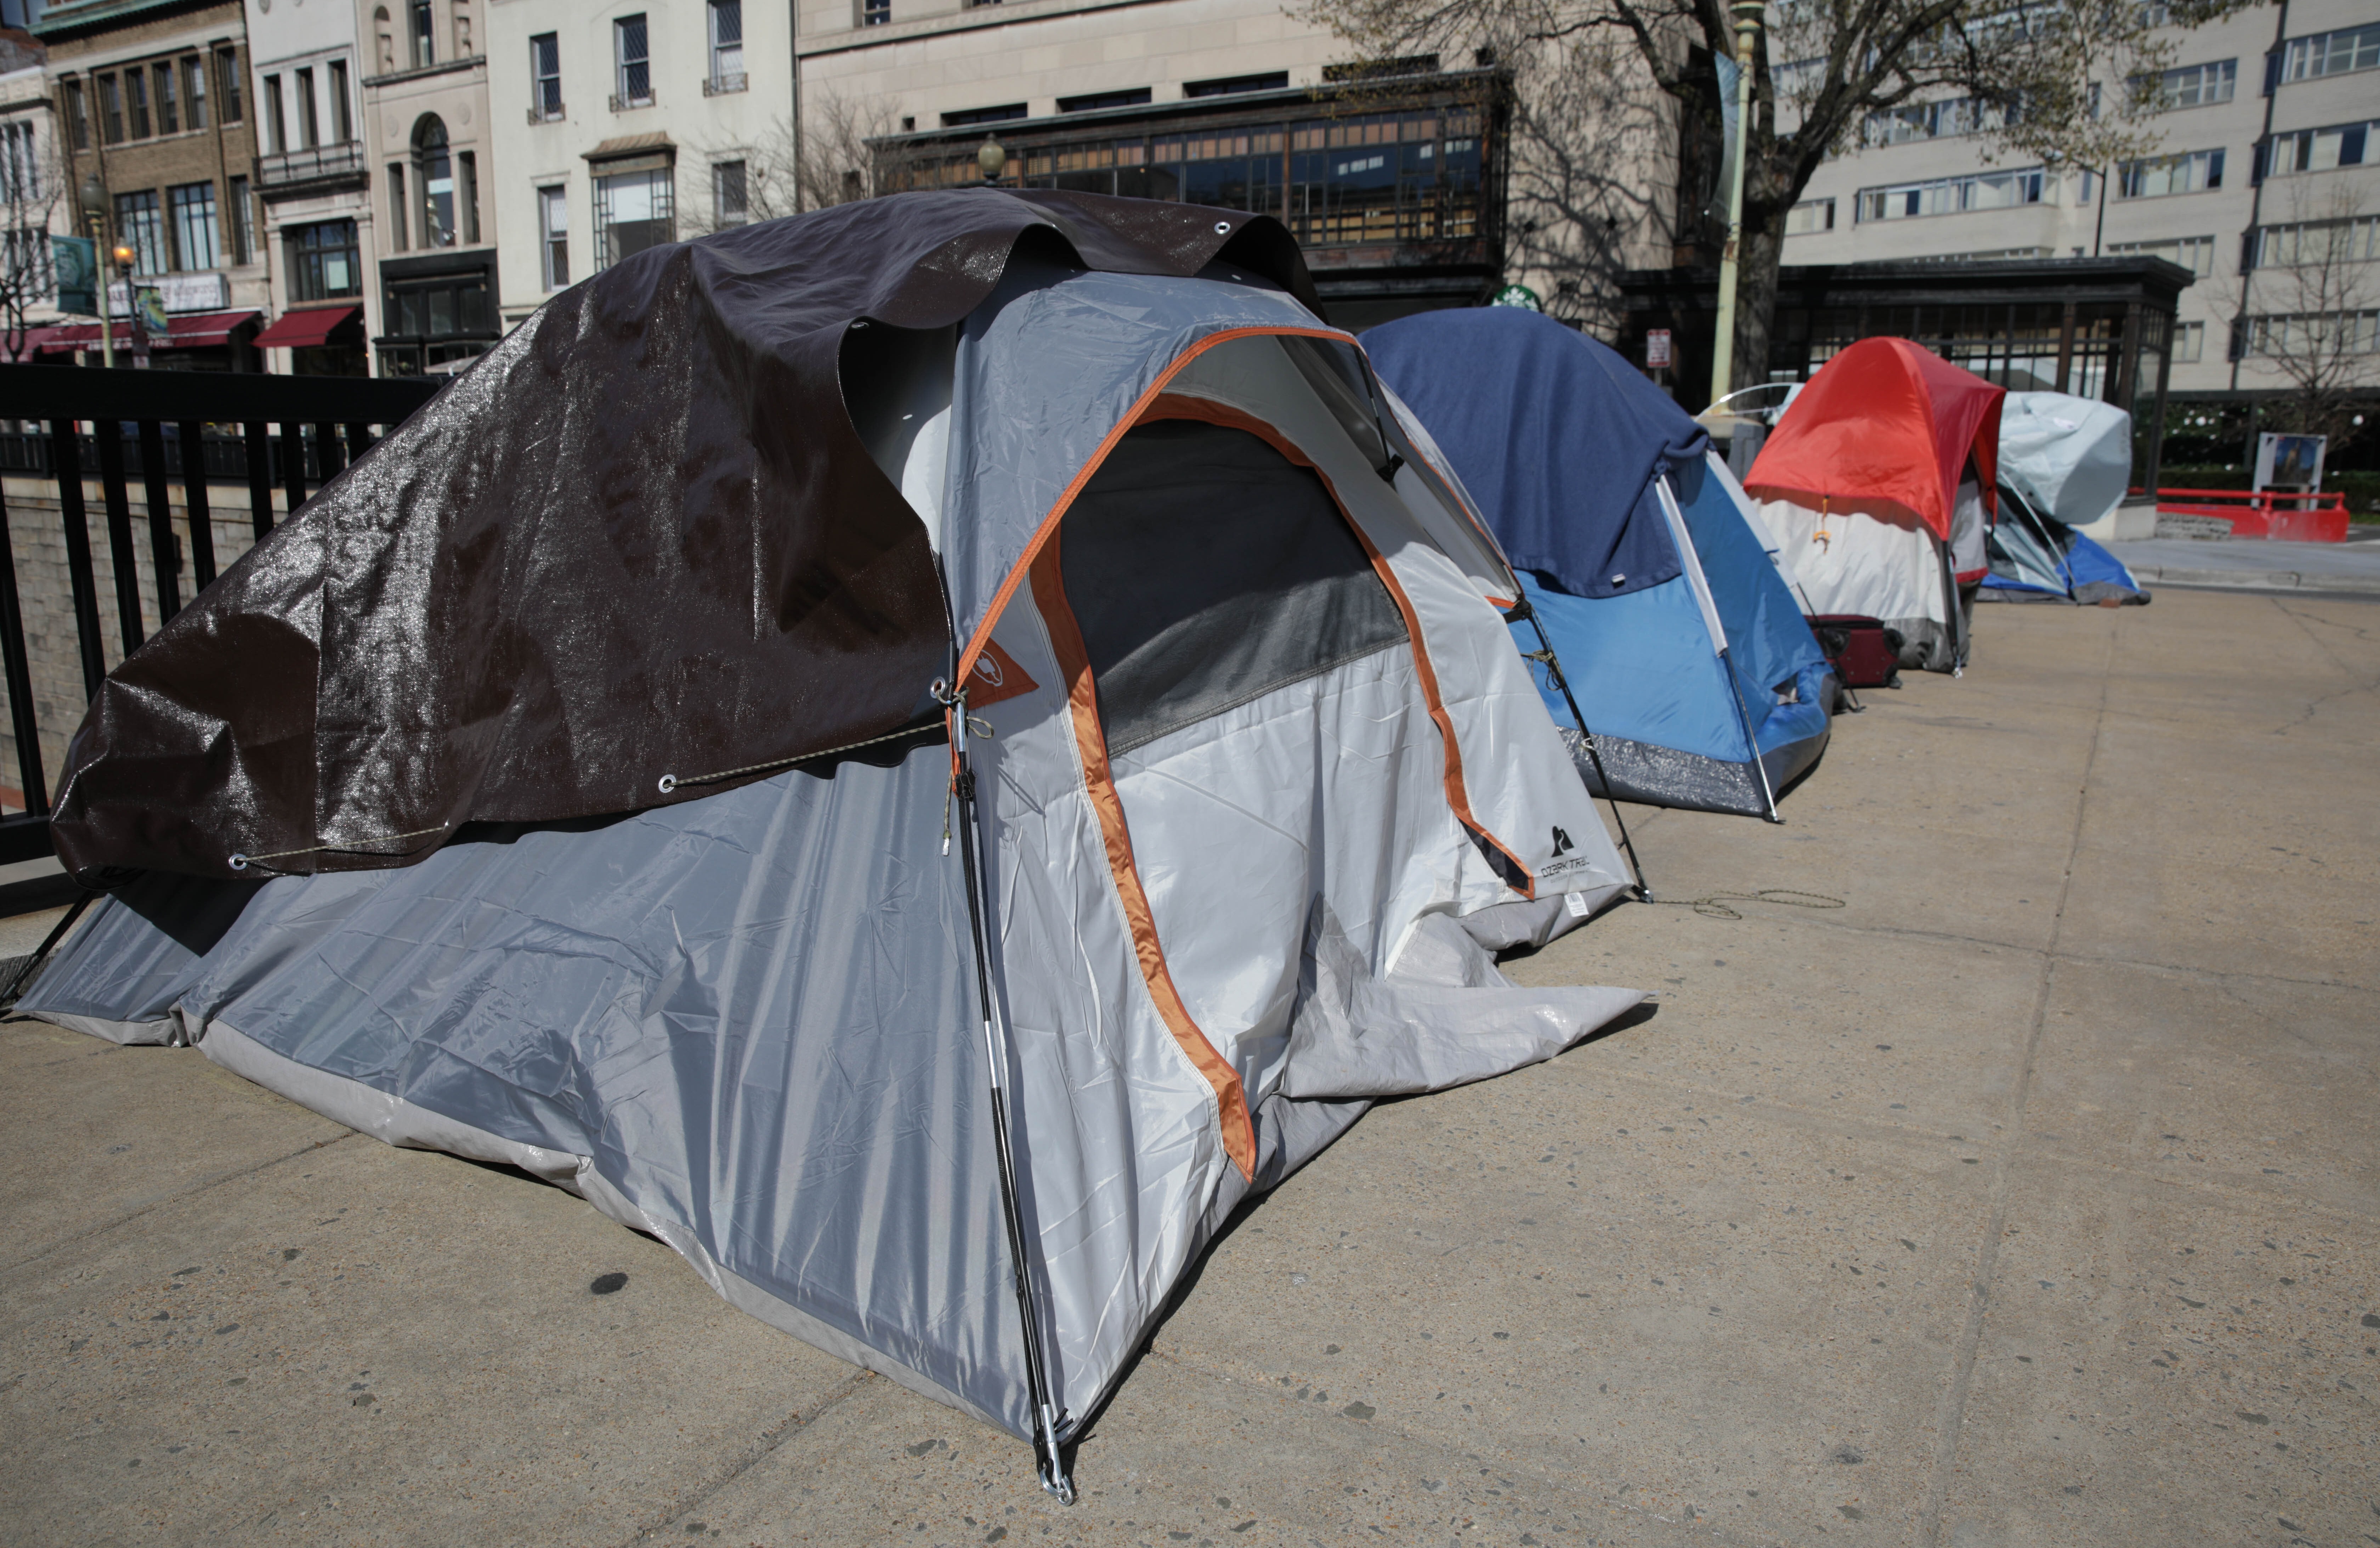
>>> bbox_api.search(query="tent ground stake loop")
[1520,609,1653,903]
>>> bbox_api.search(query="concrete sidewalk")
[2106,533,2380,594]
[3,588,2373,1547]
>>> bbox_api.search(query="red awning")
[251,305,362,350]
[164,309,262,347]
[22,310,260,354]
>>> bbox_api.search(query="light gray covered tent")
[22,252,1638,1497]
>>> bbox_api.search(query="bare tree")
[679,85,897,239]
[1298,0,2248,395]
[0,107,67,363]
[2211,185,2380,456]
[1502,33,1676,326]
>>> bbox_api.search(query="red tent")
[1744,338,2004,541]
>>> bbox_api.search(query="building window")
[1059,88,1154,114]
[458,151,480,243]
[228,175,254,263]
[217,47,242,122]
[153,61,179,135]
[614,15,652,109]
[2107,234,2217,276]
[97,74,123,145]
[296,67,319,148]
[2244,311,2379,356]
[530,33,563,120]
[941,102,1027,128]
[1184,73,1289,98]
[2116,147,2222,198]
[538,185,568,288]
[3,226,52,301]
[594,165,673,267]
[383,273,493,346]
[2260,120,2377,178]
[1,121,40,204]
[2250,216,2380,269]
[63,80,89,151]
[125,66,150,139]
[263,74,285,155]
[182,56,208,131]
[114,190,165,275]
[861,0,889,26]
[2147,58,2235,109]
[410,0,436,68]
[168,181,219,270]
[1864,96,1994,146]
[330,61,352,141]
[287,219,361,300]
[2281,23,2380,83]
[2171,321,2204,363]
[1785,197,1835,234]
[713,159,747,226]
[415,117,456,247]
[387,162,408,250]
[708,0,744,93]
[1856,166,2045,221]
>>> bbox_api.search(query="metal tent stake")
[951,699,1076,1505]
[1508,598,1653,902]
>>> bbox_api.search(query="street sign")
[1647,329,1673,368]
[51,236,97,316]
[1490,283,1541,311]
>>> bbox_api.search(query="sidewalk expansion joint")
[617,1369,875,1546]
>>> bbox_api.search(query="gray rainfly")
[19,193,1642,1499]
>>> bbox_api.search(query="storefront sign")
[1490,283,1542,312]
[107,272,230,317]
[1647,329,1673,368]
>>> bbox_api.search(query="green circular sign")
[1491,283,1542,311]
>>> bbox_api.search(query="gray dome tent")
[22,191,1641,1496]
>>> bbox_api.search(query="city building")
[1777,0,2380,408]
[483,0,788,330]
[36,0,266,369]
[0,23,69,355]
[356,0,496,375]
[242,0,373,373]
[796,0,1514,328]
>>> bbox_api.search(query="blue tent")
[1368,307,1836,818]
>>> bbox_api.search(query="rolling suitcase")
[1808,615,1902,690]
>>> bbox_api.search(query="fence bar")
[0,474,48,814]
[177,420,216,589]
[46,419,105,700]
[342,423,372,466]
[244,421,274,539]
[313,421,346,482]
[92,419,143,655]
[280,423,308,515]
[136,419,181,626]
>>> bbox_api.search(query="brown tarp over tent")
[51,189,1318,885]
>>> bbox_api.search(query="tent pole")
[951,706,1078,1505]
[1508,599,1654,903]
[1717,645,1783,823]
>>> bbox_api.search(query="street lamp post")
[1707,0,1764,413]
[75,173,113,368]
[114,243,146,368]
[978,136,1006,185]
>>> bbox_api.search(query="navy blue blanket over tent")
[1367,307,1837,818]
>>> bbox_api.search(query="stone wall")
[0,472,266,810]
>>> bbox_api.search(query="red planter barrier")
[2149,487,2352,543]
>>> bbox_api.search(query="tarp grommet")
[656,774,678,795]
[227,853,248,871]
[1214,221,1231,234]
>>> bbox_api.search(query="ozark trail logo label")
[965,639,1040,709]
[1550,825,1575,857]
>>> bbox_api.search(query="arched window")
[374,7,394,75]
[414,114,454,247]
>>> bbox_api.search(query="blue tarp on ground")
[1367,309,1834,817]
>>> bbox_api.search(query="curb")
[2127,566,2380,595]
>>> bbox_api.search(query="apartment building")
[1780,0,2380,403]
[242,0,373,373]
[358,0,495,374]
[484,0,784,328]
[797,0,1512,328]
[36,0,265,368]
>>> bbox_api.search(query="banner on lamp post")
[51,235,98,316]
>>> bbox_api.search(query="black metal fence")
[0,365,440,870]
